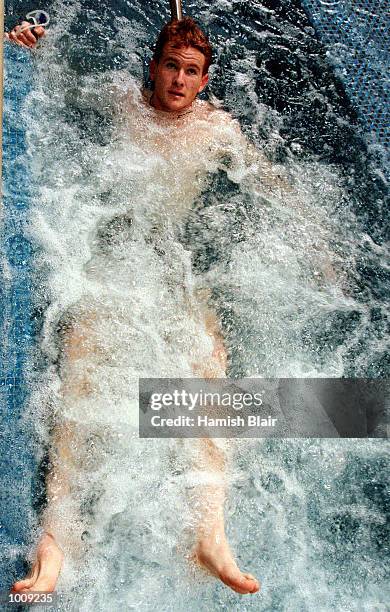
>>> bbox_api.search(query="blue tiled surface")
[0,43,37,589]
[301,0,389,151]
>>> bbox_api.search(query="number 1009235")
[2,591,57,605]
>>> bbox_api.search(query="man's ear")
[150,59,156,82]
[198,73,209,93]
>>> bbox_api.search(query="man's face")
[150,43,209,113]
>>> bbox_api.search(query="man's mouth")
[168,90,185,97]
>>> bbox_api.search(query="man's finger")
[8,30,31,48]
[22,28,39,45]
[16,22,31,34]
[15,31,34,48]
[33,26,46,39]
[17,22,39,45]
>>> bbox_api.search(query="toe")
[243,573,260,593]
[11,577,35,592]
[12,565,40,592]
[219,568,256,595]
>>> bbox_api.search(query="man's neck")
[148,91,195,118]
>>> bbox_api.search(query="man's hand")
[5,21,45,49]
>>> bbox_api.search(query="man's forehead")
[160,43,205,67]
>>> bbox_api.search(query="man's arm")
[242,135,293,194]
[213,110,338,282]
[212,109,293,194]
[41,311,102,550]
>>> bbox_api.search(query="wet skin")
[195,526,260,595]
[11,533,63,594]
[149,44,209,113]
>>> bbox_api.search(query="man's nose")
[173,68,185,86]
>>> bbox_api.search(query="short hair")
[153,17,212,75]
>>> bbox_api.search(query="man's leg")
[11,314,97,594]
[190,292,260,594]
[190,438,259,595]
[12,298,259,596]
[11,424,72,593]
[191,288,227,378]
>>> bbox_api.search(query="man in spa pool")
[6,14,290,597]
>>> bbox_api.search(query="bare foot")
[194,525,260,595]
[11,533,63,593]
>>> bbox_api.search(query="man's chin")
[164,96,192,113]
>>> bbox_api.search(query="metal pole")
[169,0,183,20]
[0,0,4,196]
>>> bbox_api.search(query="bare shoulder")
[196,100,242,143]
[197,99,237,126]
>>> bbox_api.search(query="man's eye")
[188,69,197,75]
[166,62,176,68]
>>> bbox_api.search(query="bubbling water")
[18,1,389,609]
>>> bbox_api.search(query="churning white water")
[13,1,388,609]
